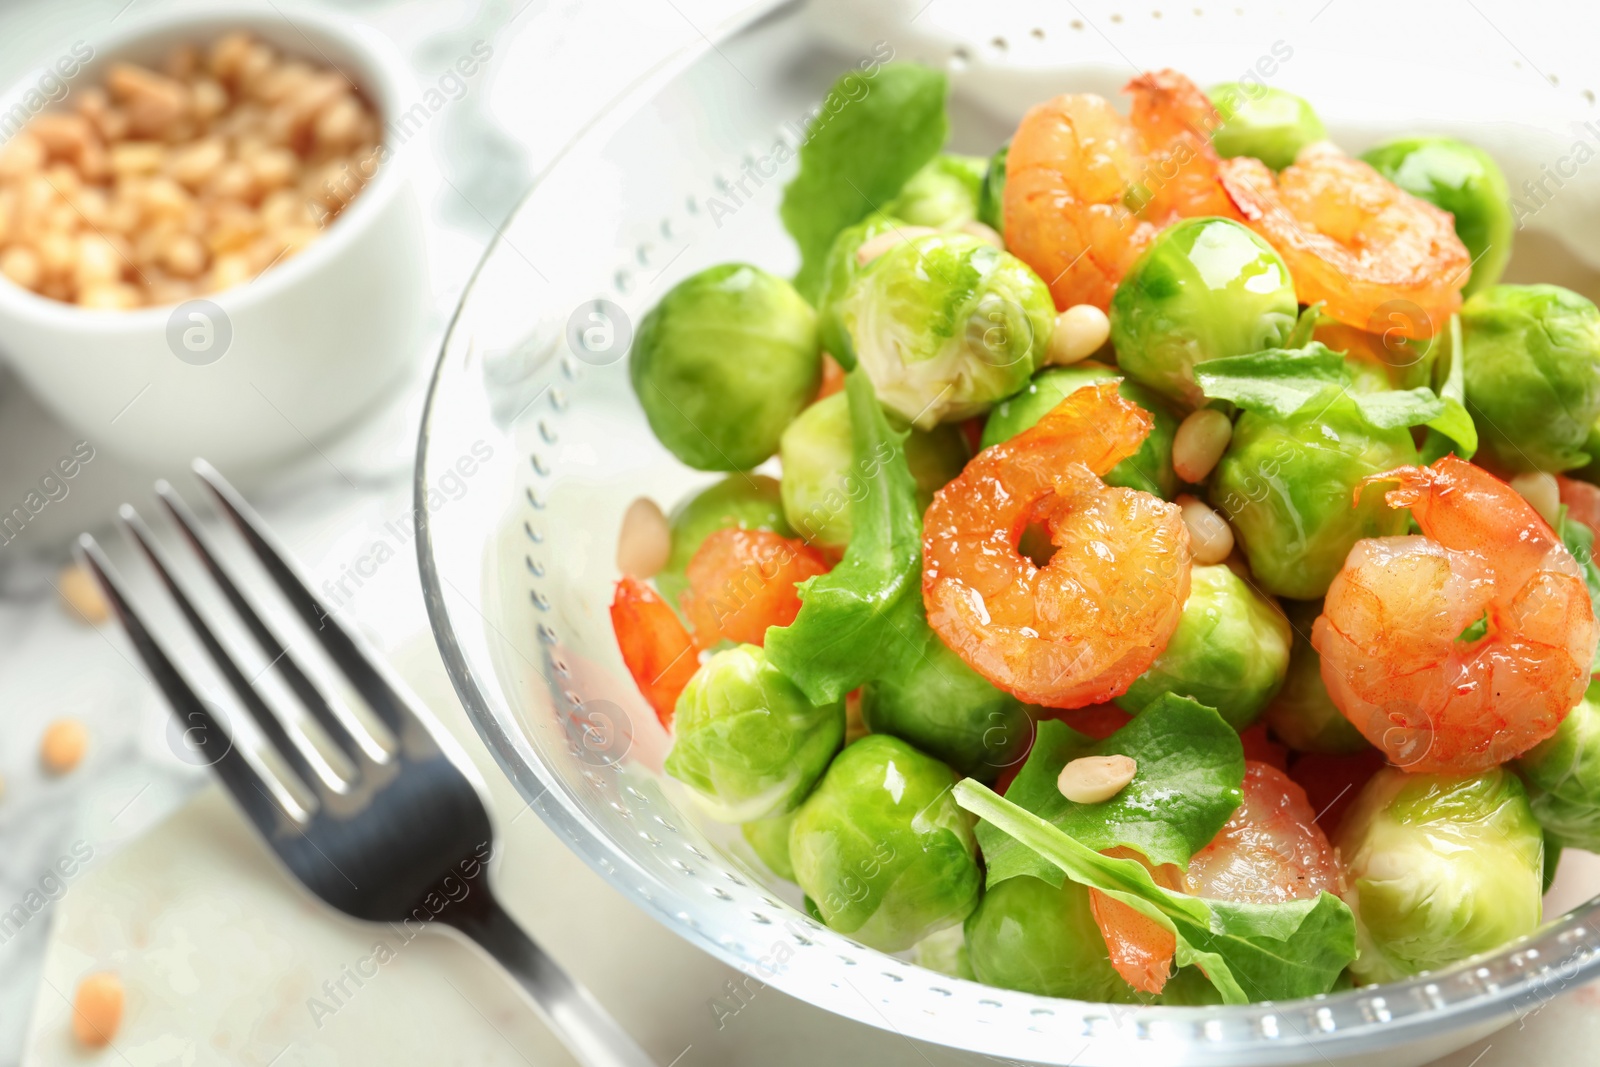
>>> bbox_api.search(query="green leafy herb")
[1348,387,1445,429]
[954,780,1358,1004]
[1193,344,1346,417]
[1556,504,1600,674]
[1456,611,1490,643]
[978,695,1245,888]
[1420,315,1479,462]
[780,65,949,302]
[765,371,926,703]
[1283,301,1324,349]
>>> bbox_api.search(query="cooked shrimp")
[922,380,1192,707]
[1219,149,1470,339]
[1003,71,1235,312]
[680,527,829,647]
[611,576,700,728]
[1091,762,1341,994]
[1313,457,1599,773]
[1558,474,1600,544]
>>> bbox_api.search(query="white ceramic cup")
[0,7,429,471]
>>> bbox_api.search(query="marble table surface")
[0,0,1597,1064]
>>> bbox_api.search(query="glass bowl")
[417,2,1600,1063]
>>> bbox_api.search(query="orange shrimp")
[1558,474,1600,544]
[1219,148,1470,339]
[679,527,830,647]
[1003,70,1236,312]
[610,576,699,728]
[1091,762,1341,994]
[1313,457,1599,773]
[922,380,1191,707]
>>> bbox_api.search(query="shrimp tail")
[1354,464,1432,511]
[1008,379,1152,477]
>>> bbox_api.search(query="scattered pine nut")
[1510,471,1561,528]
[1058,754,1137,804]
[71,971,124,1047]
[616,497,671,579]
[41,718,89,775]
[1171,408,1233,484]
[1046,304,1110,366]
[58,563,110,626]
[1177,494,1235,565]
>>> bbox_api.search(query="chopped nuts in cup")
[0,32,382,309]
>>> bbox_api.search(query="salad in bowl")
[603,59,1600,1008]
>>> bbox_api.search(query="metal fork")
[77,460,655,1067]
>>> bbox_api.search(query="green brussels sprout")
[1207,83,1327,171]
[742,810,797,882]
[1518,679,1600,852]
[632,263,820,470]
[836,232,1054,428]
[1337,767,1544,984]
[1110,218,1299,408]
[882,154,987,229]
[664,644,845,823]
[978,143,1008,232]
[1264,600,1371,754]
[963,876,1138,1002]
[778,391,968,551]
[1461,284,1600,473]
[980,362,1179,499]
[815,214,904,368]
[912,923,974,980]
[860,622,1031,780]
[1210,390,1418,599]
[656,475,792,606]
[789,735,981,951]
[1361,138,1512,296]
[1114,563,1291,730]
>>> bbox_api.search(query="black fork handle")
[442,889,657,1067]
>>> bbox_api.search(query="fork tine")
[117,504,342,802]
[191,459,430,746]
[155,480,385,768]
[75,533,303,831]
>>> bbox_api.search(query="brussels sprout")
[912,923,974,980]
[665,644,845,823]
[1461,284,1600,473]
[836,232,1054,428]
[964,875,1138,1001]
[1110,218,1299,408]
[978,143,1008,232]
[1337,767,1544,984]
[656,475,792,606]
[1115,564,1291,730]
[981,362,1179,498]
[1518,679,1600,852]
[632,264,820,470]
[1210,391,1418,600]
[1361,138,1512,296]
[861,622,1031,780]
[1207,83,1326,171]
[778,391,968,551]
[1264,600,1371,754]
[790,734,981,951]
[882,154,987,229]
[815,214,904,368]
[742,810,797,882]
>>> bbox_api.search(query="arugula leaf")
[978,695,1245,887]
[765,371,926,703]
[954,780,1358,1005]
[1193,344,1347,417]
[780,64,949,302]
[1349,386,1445,429]
[1556,504,1600,674]
[1420,315,1479,462]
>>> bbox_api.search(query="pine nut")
[1046,304,1110,366]
[855,226,937,266]
[616,497,671,579]
[1511,471,1561,527]
[1172,408,1233,484]
[71,972,124,1047]
[1177,494,1235,565]
[959,219,1004,248]
[1058,754,1138,804]
[41,718,89,774]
